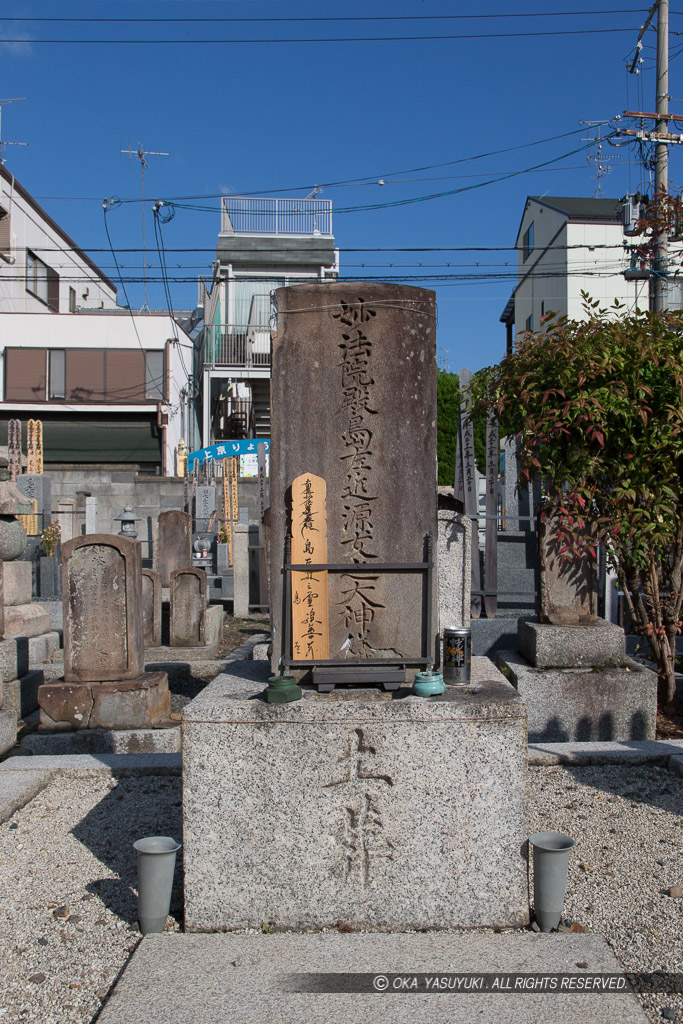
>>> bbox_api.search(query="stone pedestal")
[498,617,658,742]
[182,658,529,932]
[38,672,170,731]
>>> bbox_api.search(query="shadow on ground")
[71,775,184,926]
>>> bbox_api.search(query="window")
[69,287,76,313]
[525,314,533,333]
[26,250,59,311]
[522,222,534,262]
[49,350,65,400]
[145,351,164,400]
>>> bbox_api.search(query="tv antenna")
[580,121,620,197]
[0,98,28,166]
[121,141,170,310]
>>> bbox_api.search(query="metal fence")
[221,196,333,237]
[203,325,271,368]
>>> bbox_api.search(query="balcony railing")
[203,325,271,368]
[221,196,333,237]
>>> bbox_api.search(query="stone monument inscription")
[270,283,438,677]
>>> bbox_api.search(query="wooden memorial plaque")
[291,472,329,661]
[8,419,21,483]
[27,419,43,475]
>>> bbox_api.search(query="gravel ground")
[0,763,681,1024]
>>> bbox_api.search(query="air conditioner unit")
[622,193,649,236]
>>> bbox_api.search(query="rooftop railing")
[221,196,333,237]
[203,324,271,368]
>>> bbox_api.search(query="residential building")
[199,195,338,446]
[500,194,683,353]
[0,164,195,474]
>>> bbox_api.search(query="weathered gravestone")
[16,474,51,533]
[194,486,216,533]
[37,535,170,730]
[142,568,162,648]
[497,506,657,741]
[170,568,207,646]
[270,282,439,682]
[170,567,223,649]
[158,510,192,587]
[537,509,596,626]
[84,496,98,535]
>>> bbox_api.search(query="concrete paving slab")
[0,766,54,823]
[0,752,181,776]
[528,739,683,765]
[96,932,648,1024]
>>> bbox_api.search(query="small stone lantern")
[115,505,141,539]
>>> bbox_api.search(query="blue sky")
[0,1,675,372]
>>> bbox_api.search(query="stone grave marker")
[63,534,145,682]
[55,499,76,543]
[38,534,169,730]
[142,568,162,647]
[158,509,192,587]
[538,508,597,625]
[170,567,207,646]
[195,485,216,533]
[84,496,98,535]
[270,283,438,679]
[16,473,52,534]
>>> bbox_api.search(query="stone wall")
[43,465,261,565]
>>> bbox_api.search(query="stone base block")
[38,672,171,732]
[182,658,529,932]
[2,561,32,606]
[0,708,17,755]
[205,604,223,647]
[518,617,626,668]
[2,670,44,718]
[19,725,181,756]
[4,604,51,640]
[143,644,219,662]
[497,650,657,742]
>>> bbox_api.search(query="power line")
[0,29,639,44]
[0,11,650,23]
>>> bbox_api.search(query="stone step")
[496,530,539,570]
[95,933,648,1024]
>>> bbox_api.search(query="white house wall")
[0,172,117,314]
[0,311,192,473]
[565,222,642,316]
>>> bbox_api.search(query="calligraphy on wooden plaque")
[8,419,21,482]
[27,419,43,475]
[291,472,329,661]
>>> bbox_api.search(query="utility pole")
[654,0,670,311]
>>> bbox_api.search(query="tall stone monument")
[270,283,439,682]
[37,535,170,731]
[182,283,529,933]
